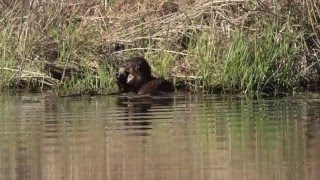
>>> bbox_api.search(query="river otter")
[117,57,174,95]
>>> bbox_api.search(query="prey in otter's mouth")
[117,67,135,83]
[126,74,134,83]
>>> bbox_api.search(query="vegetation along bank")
[0,0,319,95]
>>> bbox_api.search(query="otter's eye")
[135,65,140,70]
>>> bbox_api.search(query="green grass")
[218,23,301,93]
[178,22,302,94]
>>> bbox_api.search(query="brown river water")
[0,93,320,180]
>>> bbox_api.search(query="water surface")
[0,93,320,180]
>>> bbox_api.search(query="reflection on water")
[0,93,320,180]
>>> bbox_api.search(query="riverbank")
[0,0,319,95]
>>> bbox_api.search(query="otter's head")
[117,57,152,93]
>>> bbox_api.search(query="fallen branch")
[0,67,60,87]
